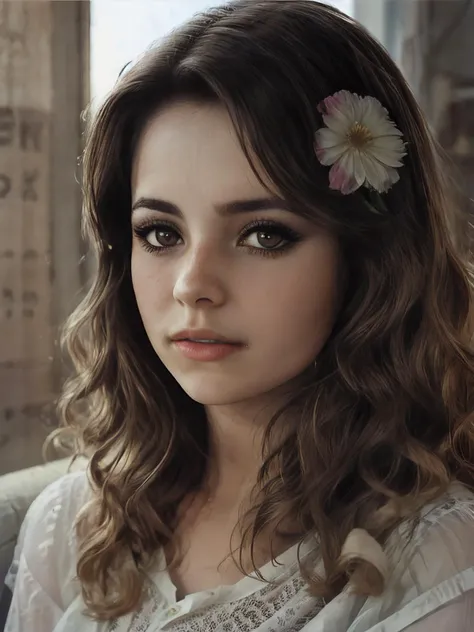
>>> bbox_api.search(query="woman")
[5,1,474,630]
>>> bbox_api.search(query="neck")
[202,391,289,505]
[176,393,303,560]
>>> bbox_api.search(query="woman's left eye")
[238,223,301,253]
[242,230,286,250]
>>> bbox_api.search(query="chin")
[170,370,297,409]
[178,381,256,406]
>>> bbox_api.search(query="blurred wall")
[398,0,474,202]
[353,0,386,43]
[0,1,89,475]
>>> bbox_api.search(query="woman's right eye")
[134,224,183,250]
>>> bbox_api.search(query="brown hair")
[54,0,474,619]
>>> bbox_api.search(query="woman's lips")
[172,339,244,362]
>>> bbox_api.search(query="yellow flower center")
[346,122,373,149]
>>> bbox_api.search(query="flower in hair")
[314,90,406,195]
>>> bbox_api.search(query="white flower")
[314,90,406,195]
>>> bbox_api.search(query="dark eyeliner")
[132,219,181,254]
[238,219,303,256]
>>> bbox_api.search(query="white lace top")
[3,471,474,632]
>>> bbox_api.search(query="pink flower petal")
[352,151,367,188]
[316,144,347,166]
[318,91,357,131]
[372,135,407,151]
[379,166,400,191]
[314,128,347,165]
[315,127,342,149]
[322,111,350,135]
[369,136,406,167]
[328,159,360,195]
[318,93,345,115]
[369,145,405,168]
[359,153,396,192]
[337,151,365,193]
[320,94,343,115]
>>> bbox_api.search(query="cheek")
[279,275,337,335]
[131,250,169,319]
[248,247,341,354]
[131,250,148,311]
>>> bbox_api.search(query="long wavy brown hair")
[53,0,474,620]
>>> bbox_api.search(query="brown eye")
[238,221,302,256]
[145,227,183,248]
[155,229,180,247]
[241,229,287,250]
[256,231,284,249]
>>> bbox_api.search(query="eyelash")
[132,219,302,258]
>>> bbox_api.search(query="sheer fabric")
[4,471,474,631]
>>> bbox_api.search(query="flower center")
[346,122,373,149]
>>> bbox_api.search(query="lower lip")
[173,340,243,361]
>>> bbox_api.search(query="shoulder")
[390,481,474,577]
[416,480,474,528]
[348,483,474,631]
[20,469,91,556]
[7,469,91,609]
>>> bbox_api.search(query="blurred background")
[0,0,473,476]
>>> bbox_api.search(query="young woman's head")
[131,100,341,408]
[59,0,474,619]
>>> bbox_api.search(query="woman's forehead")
[131,101,272,205]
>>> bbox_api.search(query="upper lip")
[170,329,241,344]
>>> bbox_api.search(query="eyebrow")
[131,196,291,217]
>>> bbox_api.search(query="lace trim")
[109,551,324,632]
[108,571,323,632]
[170,576,321,631]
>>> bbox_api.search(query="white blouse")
[3,471,474,632]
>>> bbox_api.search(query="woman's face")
[131,101,341,406]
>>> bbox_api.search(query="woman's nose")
[172,246,227,308]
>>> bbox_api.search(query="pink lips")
[170,329,244,362]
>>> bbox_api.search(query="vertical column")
[49,0,90,386]
[399,0,474,236]
[0,1,54,473]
